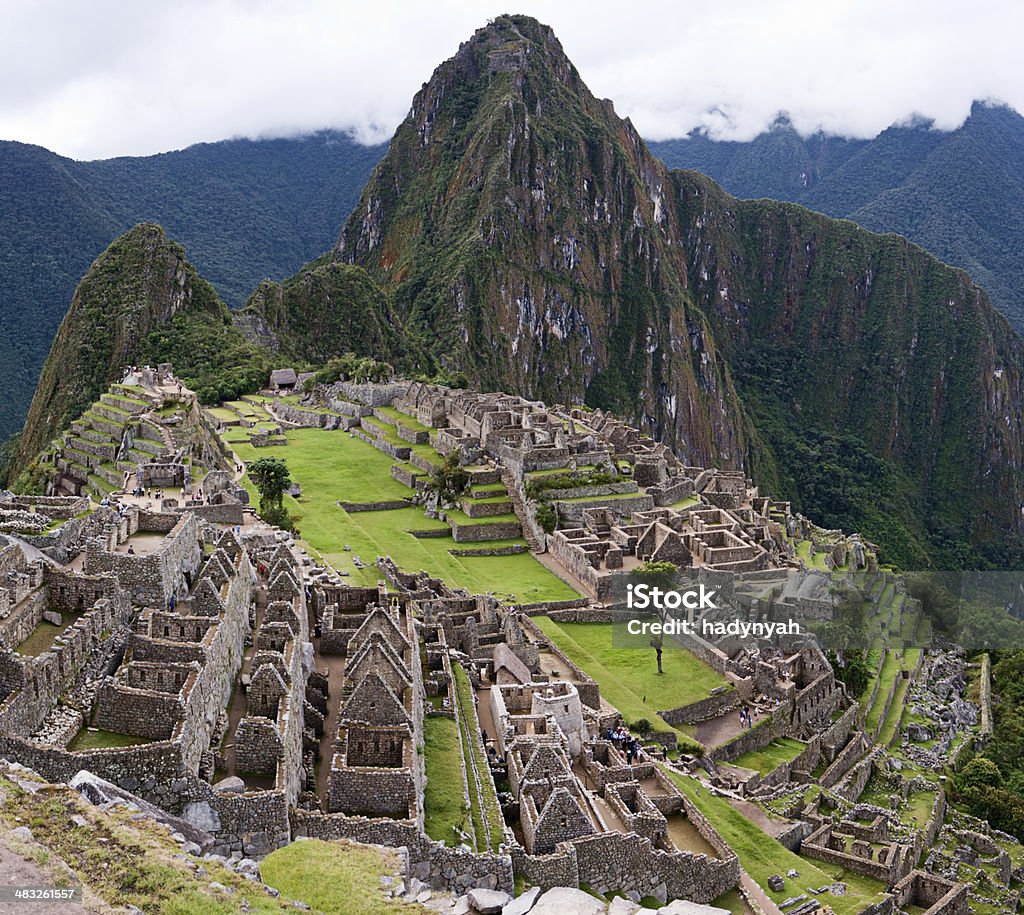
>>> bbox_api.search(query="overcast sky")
[1,0,1021,161]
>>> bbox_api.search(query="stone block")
[529,888,606,915]
[468,888,512,914]
[503,886,542,915]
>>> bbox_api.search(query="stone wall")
[175,503,245,525]
[892,871,969,915]
[554,495,654,524]
[0,593,132,736]
[820,733,869,789]
[659,687,740,727]
[710,704,790,764]
[571,831,738,905]
[85,512,202,606]
[449,519,521,542]
[293,810,515,895]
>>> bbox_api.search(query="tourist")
[127,545,135,555]
[168,593,176,611]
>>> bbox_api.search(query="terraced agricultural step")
[87,474,116,496]
[92,403,131,425]
[80,411,126,438]
[72,425,113,445]
[95,464,123,487]
[66,435,117,462]
[100,392,148,415]
[132,437,165,457]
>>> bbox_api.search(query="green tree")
[629,561,679,675]
[958,757,1002,794]
[431,452,469,503]
[827,649,870,699]
[248,457,292,528]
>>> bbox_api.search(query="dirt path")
[0,839,89,915]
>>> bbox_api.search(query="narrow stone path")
[221,583,266,782]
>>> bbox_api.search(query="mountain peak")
[401,14,586,150]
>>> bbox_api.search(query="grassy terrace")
[555,491,644,503]
[228,427,576,602]
[532,618,728,741]
[422,714,467,845]
[730,737,806,775]
[795,539,830,572]
[663,769,889,915]
[374,405,431,434]
[444,508,519,525]
[260,839,424,915]
[525,465,597,479]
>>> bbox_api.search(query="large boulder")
[529,888,606,915]
[467,888,512,914]
[503,887,543,915]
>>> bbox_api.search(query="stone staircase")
[501,467,545,552]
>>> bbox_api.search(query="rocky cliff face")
[13,224,228,470]
[334,14,1024,566]
[335,15,746,468]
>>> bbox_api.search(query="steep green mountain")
[11,224,265,476]
[332,14,1024,568]
[239,260,406,365]
[648,102,1024,330]
[335,15,747,468]
[0,132,384,441]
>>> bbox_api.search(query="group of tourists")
[738,705,757,729]
[605,724,643,765]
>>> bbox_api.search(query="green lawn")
[261,839,426,914]
[731,737,806,775]
[422,715,469,845]
[532,618,728,738]
[228,427,576,602]
[795,539,830,572]
[663,769,889,915]
[69,728,152,751]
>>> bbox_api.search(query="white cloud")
[0,0,1021,159]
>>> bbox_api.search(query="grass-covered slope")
[0,769,420,914]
